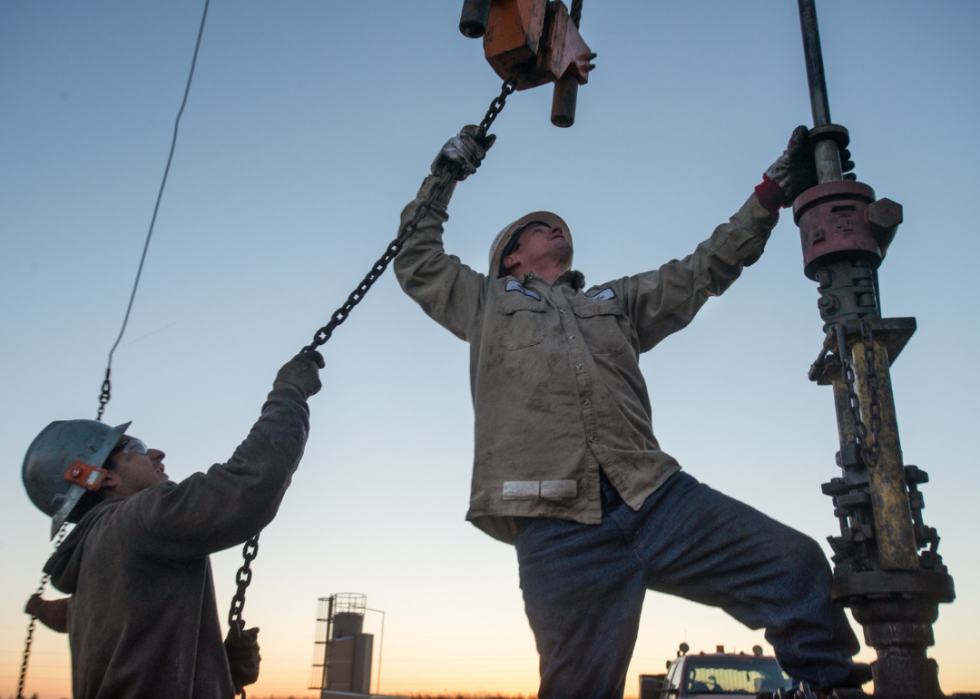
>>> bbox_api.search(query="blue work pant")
[514,471,861,698]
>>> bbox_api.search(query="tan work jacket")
[395,176,778,544]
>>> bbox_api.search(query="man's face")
[505,223,573,275]
[103,436,169,499]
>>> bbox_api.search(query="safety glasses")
[112,437,149,456]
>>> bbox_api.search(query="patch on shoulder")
[505,280,541,301]
[588,288,616,301]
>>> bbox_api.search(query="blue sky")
[2,2,979,695]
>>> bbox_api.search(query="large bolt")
[867,197,903,258]
[818,295,839,313]
[816,267,834,290]
[867,198,903,229]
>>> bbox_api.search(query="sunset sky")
[2,1,979,696]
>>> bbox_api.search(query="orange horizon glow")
[5,615,979,699]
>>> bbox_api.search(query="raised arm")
[623,194,778,353]
[394,127,493,341]
[129,351,323,560]
[622,126,854,352]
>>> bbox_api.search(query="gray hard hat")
[23,419,130,538]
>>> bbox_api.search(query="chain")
[223,75,521,695]
[226,534,259,698]
[96,368,111,422]
[834,322,881,468]
[477,74,520,140]
[860,319,882,465]
[18,523,70,699]
[227,535,259,631]
[302,73,520,353]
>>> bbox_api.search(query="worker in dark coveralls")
[393,126,870,698]
[21,350,324,698]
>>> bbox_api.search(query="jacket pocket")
[498,297,547,350]
[572,299,628,355]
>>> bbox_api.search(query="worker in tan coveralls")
[21,351,324,698]
[393,126,869,698]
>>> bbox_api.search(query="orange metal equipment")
[459,0,596,127]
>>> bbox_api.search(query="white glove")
[431,125,495,179]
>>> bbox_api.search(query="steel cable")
[97,0,211,421]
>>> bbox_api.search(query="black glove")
[224,622,261,694]
[25,594,69,633]
[431,124,496,179]
[765,125,856,205]
[274,350,325,398]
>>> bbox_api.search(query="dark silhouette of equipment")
[310,594,375,698]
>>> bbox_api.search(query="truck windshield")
[683,657,793,694]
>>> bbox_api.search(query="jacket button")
[559,310,565,314]
[575,364,583,370]
[582,398,590,406]
[568,335,575,340]
[589,436,597,443]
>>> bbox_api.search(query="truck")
[639,643,794,698]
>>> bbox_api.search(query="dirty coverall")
[44,378,311,699]
[394,176,861,697]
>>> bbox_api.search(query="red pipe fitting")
[793,181,902,280]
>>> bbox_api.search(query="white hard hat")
[488,211,571,278]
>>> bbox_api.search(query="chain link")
[834,322,881,468]
[302,73,520,353]
[18,523,70,699]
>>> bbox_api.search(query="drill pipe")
[797,0,843,183]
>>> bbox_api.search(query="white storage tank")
[309,593,375,698]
